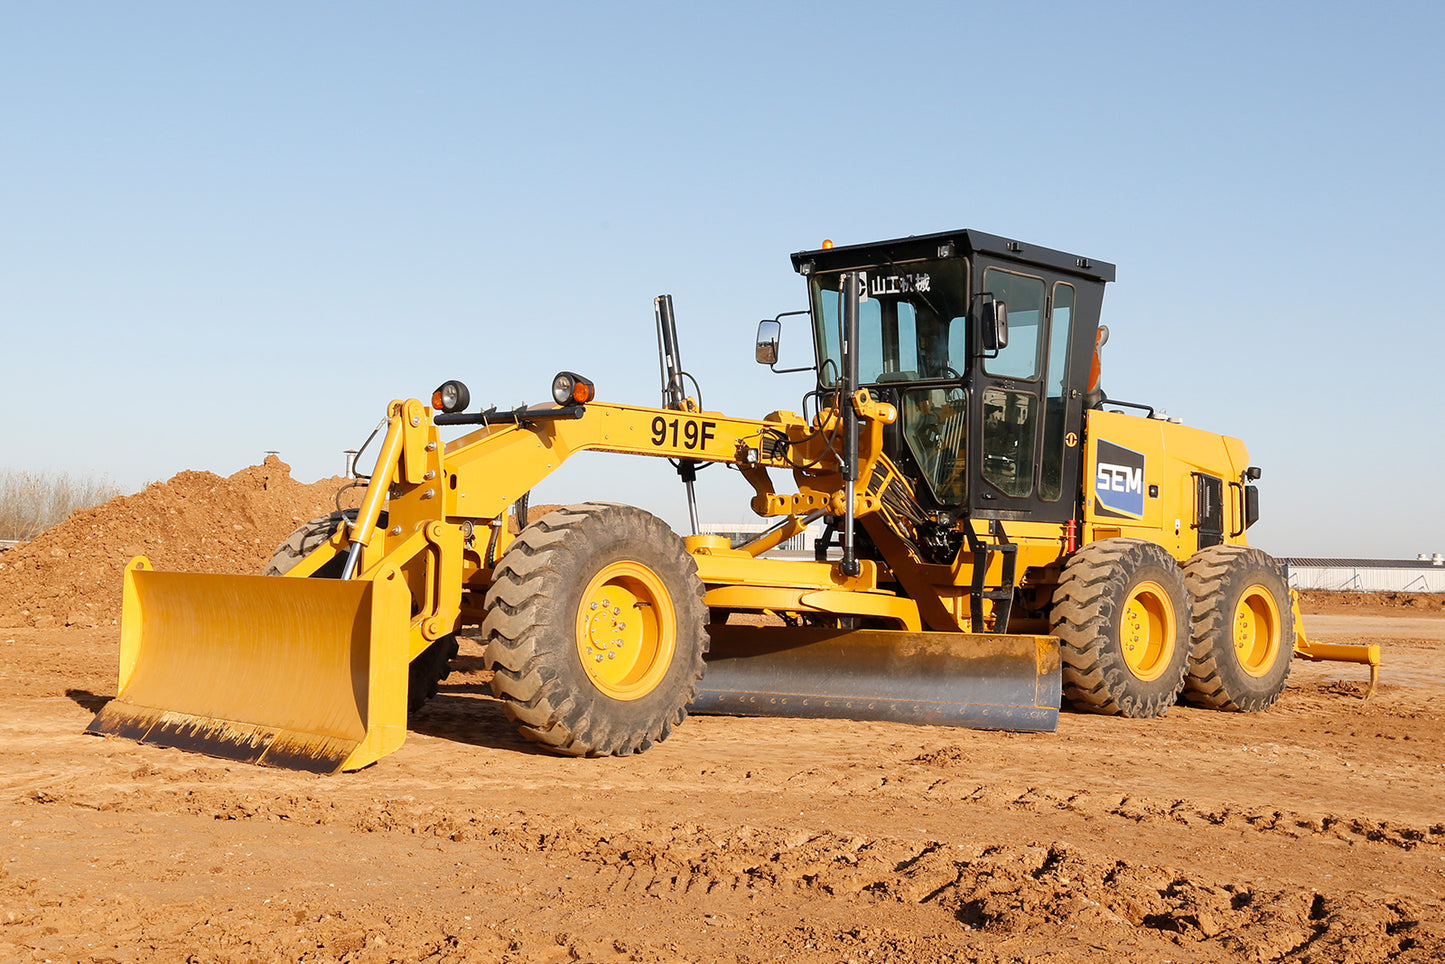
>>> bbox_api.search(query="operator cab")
[784,230,1114,525]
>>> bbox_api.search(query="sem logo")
[1095,440,1145,517]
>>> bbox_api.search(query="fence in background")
[1283,557,1445,593]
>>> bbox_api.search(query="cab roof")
[790,228,1116,284]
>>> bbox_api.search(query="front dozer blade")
[87,559,412,774]
[694,625,1060,732]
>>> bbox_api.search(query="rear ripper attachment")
[88,228,1377,773]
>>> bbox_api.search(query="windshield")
[809,259,969,387]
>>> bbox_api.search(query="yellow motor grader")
[89,229,1378,772]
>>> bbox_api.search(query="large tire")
[264,510,357,577]
[1051,538,1190,718]
[482,502,708,756]
[405,634,460,713]
[263,510,455,716]
[1180,545,1293,711]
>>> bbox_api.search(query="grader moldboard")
[89,229,1379,773]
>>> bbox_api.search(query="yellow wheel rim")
[575,561,676,701]
[1233,586,1282,677]
[1120,580,1176,681]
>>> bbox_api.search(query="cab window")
[811,260,969,386]
[900,384,968,504]
[982,388,1038,497]
[981,268,1045,380]
[1039,282,1075,502]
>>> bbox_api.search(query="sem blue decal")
[1095,440,1146,517]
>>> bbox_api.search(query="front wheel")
[482,502,708,756]
[1050,538,1191,718]
[1181,545,1293,711]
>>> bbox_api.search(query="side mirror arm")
[756,310,817,374]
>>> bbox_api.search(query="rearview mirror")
[982,301,1009,352]
[755,320,781,366]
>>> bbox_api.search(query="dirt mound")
[0,457,355,629]
[1297,589,1445,615]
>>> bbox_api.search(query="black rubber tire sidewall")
[1053,538,1191,718]
[485,503,708,757]
[407,634,459,714]
[1181,546,1294,711]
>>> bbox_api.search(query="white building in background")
[1282,556,1445,592]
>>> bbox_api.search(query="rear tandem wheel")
[482,502,709,756]
[1050,538,1191,718]
[1180,545,1293,711]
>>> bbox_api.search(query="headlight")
[431,379,471,413]
[551,371,595,405]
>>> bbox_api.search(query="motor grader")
[89,228,1378,772]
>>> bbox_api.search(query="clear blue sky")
[3,2,1442,558]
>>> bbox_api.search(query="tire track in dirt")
[10,767,1441,963]
[906,751,1445,854]
[5,600,1445,964]
[17,751,1444,859]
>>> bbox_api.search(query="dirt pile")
[0,474,583,631]
[1297,589,1445,615]
[0,457,354,629]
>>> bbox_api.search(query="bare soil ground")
[1,467,1441,963]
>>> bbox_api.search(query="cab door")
[968,263,1083,525]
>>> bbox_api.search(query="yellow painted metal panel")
[341,565,412,770]
[692,552,879,591]
[1084,409,1253,560]
[89,559,412,773]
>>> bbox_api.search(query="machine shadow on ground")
[407,687,542,755]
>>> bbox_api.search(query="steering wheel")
[916,413,941,449]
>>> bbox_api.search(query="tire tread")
[1181,545,1293,712]
[1051,538,1190,718]
[483,502,707,757]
